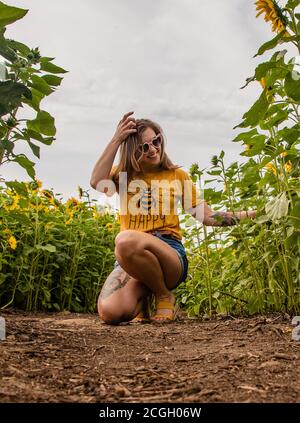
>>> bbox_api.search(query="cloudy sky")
[1,0,272,204]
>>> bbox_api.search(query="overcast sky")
[1,0,272,204]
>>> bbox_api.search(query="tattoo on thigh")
[99,268,131,300]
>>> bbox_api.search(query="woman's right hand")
[112,111,137,145]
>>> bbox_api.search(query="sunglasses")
[137,134,162,154]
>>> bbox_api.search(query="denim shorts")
[113,231,188,287]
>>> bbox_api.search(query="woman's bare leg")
[114,230,182,316]
[98,230,183,324]
[98,266,150,324]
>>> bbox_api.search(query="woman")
[90,111,256,324]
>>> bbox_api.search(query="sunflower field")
[177,0,300,317]
[0,182,118,312]
[0,1,299,316]
[0,2,118,312]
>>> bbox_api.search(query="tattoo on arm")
[99,268,131,300]
[210,212,240,227]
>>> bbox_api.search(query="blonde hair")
[112,118,179,188]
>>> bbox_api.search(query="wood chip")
[239,385,265,394]
[258,360,280,369]
[274,353,293,360]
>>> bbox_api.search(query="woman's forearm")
[90,137,120,189]
[189,201,256,226]
[90,112,137,189]
[205,210,256,226]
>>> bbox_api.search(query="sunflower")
[41,189,53,199]
[65,210,74,225]
[4,194,20,211]
[106,223,114,231]
[260,78,266,89]
[259,78,275,102]
[41,190,56,206]
[8,235,17,250]
[265,162,277,175]
[35,179,42,190]
[66,197,80,209]
[255,0,288,33]
[284,160,292,173]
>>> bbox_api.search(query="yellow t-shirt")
[111,167,202,240]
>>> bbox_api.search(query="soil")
[0,310,299,403]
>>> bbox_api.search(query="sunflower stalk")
[219,156,265,312]
[284,7,300,52]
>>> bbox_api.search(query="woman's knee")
[98,299,120,325]
[98,298,133,325]
[115,230,143,258]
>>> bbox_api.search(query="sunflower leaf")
[254,32,285,57]
[0,1,28,27]
[286,0,300,9]
[265,192,290,221]
[284,71,300,101]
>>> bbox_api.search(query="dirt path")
[0,310,299,403]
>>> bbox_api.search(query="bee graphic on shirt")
[128,180,162,215]
[138,186,157,213]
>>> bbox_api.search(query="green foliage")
[0,1,67,179]
[0,1,28,27]
[284,71,300,101]
[0,80,32,115]
[176,1,300,317]
[0,182,118,312]
[254,31,289,57]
